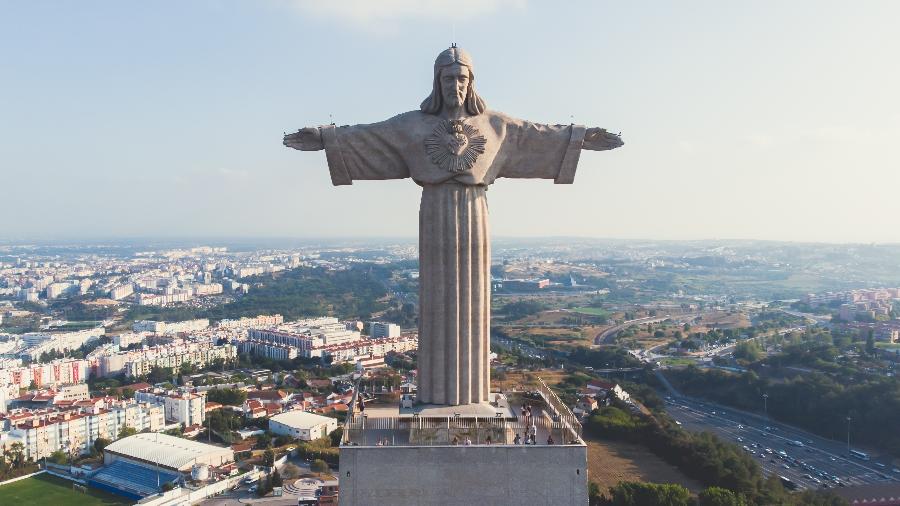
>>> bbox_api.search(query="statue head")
[420,46,486,116]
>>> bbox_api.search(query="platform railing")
[340,376,362,445]
[534,376,583,441]
[343,414,580,447]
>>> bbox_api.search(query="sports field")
[0,473,132,505]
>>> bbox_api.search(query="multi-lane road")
[665,396,898,490]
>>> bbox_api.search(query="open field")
[570,307,611,317]
[695,311,750,329]
[492,369,568,392]
[585,436,703,495]
[659,357,697,367]
[0,473,131,506]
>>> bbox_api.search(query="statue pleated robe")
[320,110,586,405]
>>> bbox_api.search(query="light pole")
[763,393,769,418]
[846,416,851,455]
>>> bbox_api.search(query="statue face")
[440,64,470,109]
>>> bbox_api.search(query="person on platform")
[513,433,521,445]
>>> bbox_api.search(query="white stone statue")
[284,46,623,406]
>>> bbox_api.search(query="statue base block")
[338,443,589,505]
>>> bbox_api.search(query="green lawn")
[570,307,610,317]
[0,473,132,505]
[876,342,900,350]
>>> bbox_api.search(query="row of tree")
[590,481,846,506]
[584,403,845,505]
[667,363,900,456]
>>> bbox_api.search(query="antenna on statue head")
[452,21,456,48]
[329,113,334,126]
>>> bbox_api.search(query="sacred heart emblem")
[424,119,487,173]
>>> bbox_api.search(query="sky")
[2,1,899,243]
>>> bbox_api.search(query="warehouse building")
[269,410,338,441]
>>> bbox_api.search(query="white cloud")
[286,0,526,33]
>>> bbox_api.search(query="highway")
[664,396,899,491]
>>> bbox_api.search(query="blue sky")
[2,1,898,242]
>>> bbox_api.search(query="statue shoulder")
[388,110,431,124]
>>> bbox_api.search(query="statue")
[284,46,623,406]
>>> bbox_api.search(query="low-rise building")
[268,410,338,441]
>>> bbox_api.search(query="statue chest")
[409,116,503,185]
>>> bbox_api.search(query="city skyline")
[2,1,899,243]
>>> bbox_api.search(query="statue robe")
[321,110,586,405]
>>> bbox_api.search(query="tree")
[281,463,302,479]
[94,437,111,455]
[263,447,275,467]
[310,459,329,473]
[329,427,344,447]
[8,442,25,469]
[866,329,876,355]
[118,426,138,439]
[206,388,247,406]
[271,468,283,487]
[698,487,748,506]
[49,450,68,465]
[606,482,692,506]
[256,433,272,449]
[733,341,762,362]
[257,475,272,496]
[147,365,174,384]
[121,387,135,399]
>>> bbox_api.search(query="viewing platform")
[341,378,584,447]
[337,378,589,505]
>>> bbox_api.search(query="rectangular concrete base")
[338,444,589,506]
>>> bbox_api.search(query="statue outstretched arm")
[283,127,324,151]
[583,128,624,151]
[282,116,412,185]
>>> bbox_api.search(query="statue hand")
[583,128,624,151]
[283,127,324,151]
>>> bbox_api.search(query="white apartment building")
[18,327,105,361]
[113,332,146,349]
[121,343,236,378]
[109,283,134,300]
[5,402,164,461]
[135,390,206,426]
[216,314,284,329]
[370,322,401,338]
[132,319,209,334]
[238,340,298,361]
[0,359,92,389]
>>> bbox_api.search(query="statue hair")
[420,46,487,116]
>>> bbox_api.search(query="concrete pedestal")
[338,444,589,506]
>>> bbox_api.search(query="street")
[665,396,898,491]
